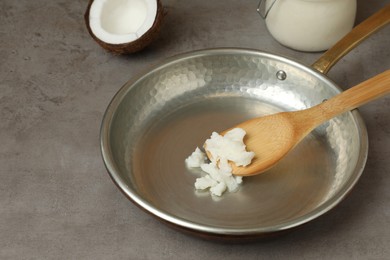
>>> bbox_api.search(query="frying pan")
[100,5,390,239]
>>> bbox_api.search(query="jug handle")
[257,0,277,19]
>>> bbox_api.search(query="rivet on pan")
[276,70,287,80]
[322,99,328,103]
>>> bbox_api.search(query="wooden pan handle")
[312,4,390,74]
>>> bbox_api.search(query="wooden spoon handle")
[314,70,390,123]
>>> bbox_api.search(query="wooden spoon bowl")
[208,70,390,176]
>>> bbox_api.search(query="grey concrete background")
[1,0,389,259]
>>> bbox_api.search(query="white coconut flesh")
[89,0,157,44]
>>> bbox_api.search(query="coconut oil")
[261,0,357,52]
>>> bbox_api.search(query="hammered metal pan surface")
[101,49,368,237]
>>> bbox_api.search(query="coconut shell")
[84,0,164,54]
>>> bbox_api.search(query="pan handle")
[312,4,390,74]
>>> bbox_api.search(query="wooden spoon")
[205,70,390,176]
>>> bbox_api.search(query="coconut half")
[85,0,164,54]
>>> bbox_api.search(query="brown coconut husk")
[84,0,164,54]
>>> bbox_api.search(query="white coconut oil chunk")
[89,0,157,44]
[185,147,206,168]
[186,128,254,197]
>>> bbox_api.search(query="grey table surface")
[1,0,389,259]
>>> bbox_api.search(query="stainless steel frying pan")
[100,5,390,239]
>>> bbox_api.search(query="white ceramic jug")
[258,0,357,52]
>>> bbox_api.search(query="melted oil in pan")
[132,97,334,229]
